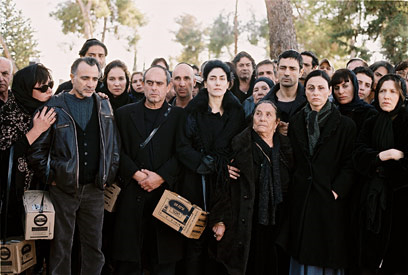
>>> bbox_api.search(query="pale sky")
[15,0,269,85]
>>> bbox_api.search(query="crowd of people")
[1,37,408,275]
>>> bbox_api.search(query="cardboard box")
[104,184,121,212]
[0,238,36,274]
[23,190,55,240]
[153,190,208,239]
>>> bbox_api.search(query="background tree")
[173,14,205,65]
[207,13,235,58]
[0,0,39,70]
[265,0,298,59]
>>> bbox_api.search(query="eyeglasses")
[33,81,54,93]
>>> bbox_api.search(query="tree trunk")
[233,0,239,55]
[132,46,137,72]
[101,17,108,42]
[76,0,93,39]
[264,0,298,59]
[0,33,18,72]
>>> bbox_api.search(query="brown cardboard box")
[0,238,36,274]
[23,191,55,240]
[153,190,208,239]
[104,184,121,212]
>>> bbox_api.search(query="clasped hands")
[133,169,164,192]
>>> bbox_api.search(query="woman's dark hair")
[103,60,130,93]
[304,70,331,88]
[369,61,395,74]
[253,99,280,120]
[353,66,374,86]
[35,63,52,86]
[79,38,108,57]
[131,71,143,81]
[203,60,232,82]
[375,74,407,104]
[330,69,354,87]
[151,57,169,70]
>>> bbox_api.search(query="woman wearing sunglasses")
[0,63,56,273]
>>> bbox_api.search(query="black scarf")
[100,85,132,111]
[252,129,282,226]
[304,101,333,156]
[11,64,45,114]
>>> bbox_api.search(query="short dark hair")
[301,51,319,67]
[346,58,368,68]
[131,71,143,80]
[256,59,275,75]
[369,61,395,74]
[191,64,199,72]
[278,50,303,70]
[35,63,52,86]
[395,60,408,72]
[304,70,331,88]
[71,57,101,76]
[330,69,354,88]
[232,51,256,70]
[203,60,232,82]
[79,38,108,57]
[103,60,130,92]
[353,66,374,88]
[143,65,171,85]
[151,58,169,70]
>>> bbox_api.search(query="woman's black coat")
[112,99,185,264]
[353,110,408,271]
[213,126,293,275]
[281,106,357,268]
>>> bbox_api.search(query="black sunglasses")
[33,81,54,93]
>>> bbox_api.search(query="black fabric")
[230,75,256,103]
[65,92,94,130]
[12,64,45,114]
[75,102,100,185]
[251,130,282,226]
[264,83,306,122]
[254,77,275,89]
[100,85,133,111]
[129,90,145,103]
[143,104,162,134]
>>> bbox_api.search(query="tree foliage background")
[0,0,39,69]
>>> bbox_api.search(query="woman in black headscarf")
[353,74,408,273]
[242,77,275,121]
[331,68,377,132]
[0,63,56,237]
[101,60,133,111]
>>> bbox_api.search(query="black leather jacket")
[28,92,120,194]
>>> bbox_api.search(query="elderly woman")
[242,77,274,120]
[101,60,133,111]
[176,59,245,274]
[216,100,293,274]
[353,74,408,273]
[331,69,377,132]
[283,70,356,274]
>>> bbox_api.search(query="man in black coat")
[112,65,184,275]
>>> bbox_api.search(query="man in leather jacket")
[28,57,120,275]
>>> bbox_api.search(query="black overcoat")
[112,99,184,264]
[214,127,293,275]
[282,106,357,268]
[353,110,408,271]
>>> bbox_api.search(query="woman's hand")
[228,164,240,180]
[332,190,339,200]
[278,121,289,136]
[97,92,109,99]
[212,222,226,241]
[27,107,56,145]
[378,149,404,161]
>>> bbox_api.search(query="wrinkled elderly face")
[253,81,270,104]
[70,62,99,99]
[0,59,12,95]
[253,102,279,137]
[144,67,170,106]
[236,57,253,81]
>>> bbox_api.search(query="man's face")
[236,57,253,81]
[144,67,170,106]
[356,73,373,101]
[172,64,195,99]
[84,45,106,69]
[0,59,12,94]
[301,54,315,80]
[277,58,302,88]
[131,73,144,93]
[256,64,276,82]
[70,62,100,99]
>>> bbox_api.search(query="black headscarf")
[254,77,275,90]
[371,74,407,151]
[102,77,132,111]
[11,64,45,114]
[332,69,375,113]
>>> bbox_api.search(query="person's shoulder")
[116,101,140,116]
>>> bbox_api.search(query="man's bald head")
[172,63,195,100]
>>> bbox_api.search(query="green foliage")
[208,13,234,58]
[0,0,39,69]
[244,13,268,46]
[174,14,205,65]
[50,1,89,36]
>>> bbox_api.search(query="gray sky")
[15,0,268,85]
